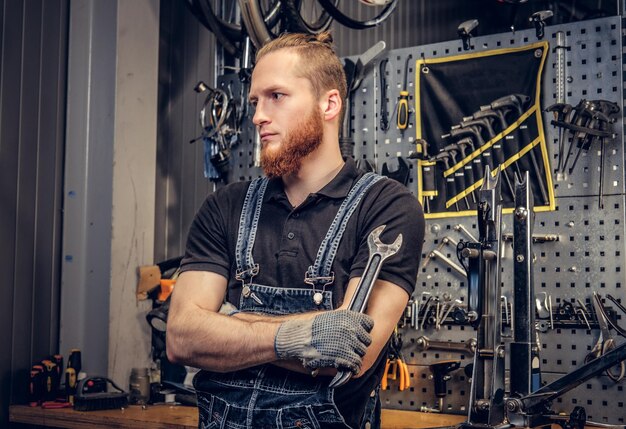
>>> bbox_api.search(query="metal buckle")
[235,264,259,283]
[304,266,335,287]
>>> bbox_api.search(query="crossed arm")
[166,270,409,375]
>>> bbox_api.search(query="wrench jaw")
[328,370,353,389]
[368,224,404,258]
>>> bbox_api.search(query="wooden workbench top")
[9,404,466,429]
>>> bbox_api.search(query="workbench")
[9,404,466,429]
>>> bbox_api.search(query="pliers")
[584,292,625,382]
[381,330,411,391]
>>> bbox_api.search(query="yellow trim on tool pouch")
[415,41,549,141]
[415,41,553,218]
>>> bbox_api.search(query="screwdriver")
[396,54,413,131]
[66,349,82,404]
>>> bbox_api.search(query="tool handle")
[397,91,409,130]
[346,254,383,313]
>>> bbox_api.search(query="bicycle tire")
[189,0,283,55]
[317,0,398,30]
[189,0,240,56]
[240,0,286,48]
[281,0,335,34]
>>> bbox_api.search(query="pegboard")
[212,15,626,424]
[376,16,626,423]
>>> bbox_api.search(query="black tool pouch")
[415,42,555,218]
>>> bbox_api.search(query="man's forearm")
[167,306,285,372]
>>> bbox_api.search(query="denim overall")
[194,172,385,429]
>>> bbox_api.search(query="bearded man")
[166,32,424,429]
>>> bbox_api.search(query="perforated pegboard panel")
[215,15,626,423]
[369,16,626,422]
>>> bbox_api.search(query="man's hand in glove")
[274,309,374,374]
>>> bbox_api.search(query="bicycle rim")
[239,0,283,49]
[282,0,335,34]
[317,0,398,30]
[191,0,241,55]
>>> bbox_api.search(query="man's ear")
[321,89,342,122]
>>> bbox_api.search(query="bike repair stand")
[455,170,626,429]
[456,167,509,429]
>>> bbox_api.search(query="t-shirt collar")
[264,158,360,203]
[315,158,359,198]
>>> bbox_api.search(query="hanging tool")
[554,31,569,105]
[420,294,435,330]
[430,152,459,211]
[566,99,619,176]
[429,360,462,412]
[382,330,410,392]
[485,94,550,205]
[458,19,478,51]
[437,298,463,330]
[558,100,590,175]
[584,292,625,382]
[329,225,402,388]
[457,117,516,199]
[603,294,626,337]
[379,58,390,132]
[396,54,413,131]
[416,336,477,355]
[470,107,521,175]
[548,99,619,207]
[454,224,478,243]
[529,10,553,40]
[430,249,467,278]
[441,144,470,209]
[545,102,573,173]
[451,137,478,204]
[340,42,387,159]
[381,156,410,185]
[443,127,490,183]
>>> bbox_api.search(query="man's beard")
[261,107,323,178]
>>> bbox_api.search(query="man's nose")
[252,103,269,126]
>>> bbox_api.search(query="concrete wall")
[109,0,161,384]
[61,0,160,387]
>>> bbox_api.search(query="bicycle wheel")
[187,0,241,55]
[240,0,287,49]
[281,0,335,34]
[317,0,398,30]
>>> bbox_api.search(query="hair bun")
[316,31,334,46]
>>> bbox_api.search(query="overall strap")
[235,177,269,282]
[305,172,385,286]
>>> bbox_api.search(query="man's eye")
[272,93,284,100]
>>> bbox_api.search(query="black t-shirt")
[181,158,425,427]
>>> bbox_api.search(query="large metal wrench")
[329,224,403,388]
[416,336,477,355]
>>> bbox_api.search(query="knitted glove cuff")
[274,319,313,359]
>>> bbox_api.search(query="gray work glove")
[274,309,374,374]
